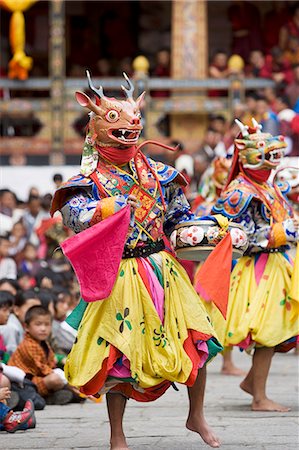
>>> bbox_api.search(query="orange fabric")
[8,333,56,396]
[270,222,287,247]
[194,232,232,319]
[80,345,121,396]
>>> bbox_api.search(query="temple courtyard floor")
[1,349,298,449]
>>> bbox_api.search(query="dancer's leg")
[221,347,246,376]
[250,347,290,412]
[186,366,221,448]
[106,393,129,450]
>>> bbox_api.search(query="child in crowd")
[0,236,17,280]
[0,290,41,354]
[0,292,36,431]
[0,278,19,296]
[18,243,42,278]
[8,222,27,258]
[8,305,73,405]
[50,288,75,367]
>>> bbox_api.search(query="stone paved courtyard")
[1,350,298,450]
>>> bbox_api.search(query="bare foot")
[110,447,130,450]
[221,364,247,376]
[110,437,130,450]
[240,379,253,396]
[251,398,291,412]
[186,417,221,448]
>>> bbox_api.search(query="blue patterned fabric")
[59,159,197,248]
[0,401,10,428]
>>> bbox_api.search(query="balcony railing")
[0,76,274,165]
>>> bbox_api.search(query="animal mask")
[76,71,145,148]
[234,118,286,170]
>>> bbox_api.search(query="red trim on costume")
[90,172,109,198]
[80,345,121,396]
[183,330,212,387]
[111,380,171,402]
[136,258,152,296]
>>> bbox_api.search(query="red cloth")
[60,206,131,302]
[96,145,138,165]
[194,232,232,319]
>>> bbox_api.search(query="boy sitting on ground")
[8,305,74,405]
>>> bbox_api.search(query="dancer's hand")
[0,387,11,401]
[292,218,299,232]
[127,194,138,211]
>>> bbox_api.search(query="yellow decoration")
[228,54,245,72]
[132,55,150,78]
[0,0,37,80]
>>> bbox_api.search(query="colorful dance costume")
[51,73,222,402]
[211,119,299,351]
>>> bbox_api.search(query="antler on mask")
[235,119,249,137]
[121,72,134,100]
[86,69,105,100]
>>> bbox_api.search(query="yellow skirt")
[204,252,299,351]
[64,251,221,399]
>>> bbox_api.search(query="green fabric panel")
[206,337,223,363]
[148,255,164,286]
[65,298,88,330]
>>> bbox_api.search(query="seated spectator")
[283,35,299,65]
[18,243,41,278]
[8,222,27,259]
[0,236,17,280]
[0,390,35,433]
[8,306,74,405]
[208,50,229,97]
[286,63,299,109]
[255,94,280,135]
[151,49,170,98]
[0,291,14,364]
[197,127,227,166]
[245,50,271,78]
[50,288,75,367]
[17,271,36,291]
[0,291,37,414]
[263,86,277,113]
[0,290,41,355]
[0,189,23,236]
[209,50,229,79]
[37,289,56,317]
[208,114,227,134]
[241,91,259,126]
[22,195,41,241]
[265,47,294,88]
[52,174,63,190]
[0,278,19,296]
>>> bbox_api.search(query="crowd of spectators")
[0,174,88,430]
